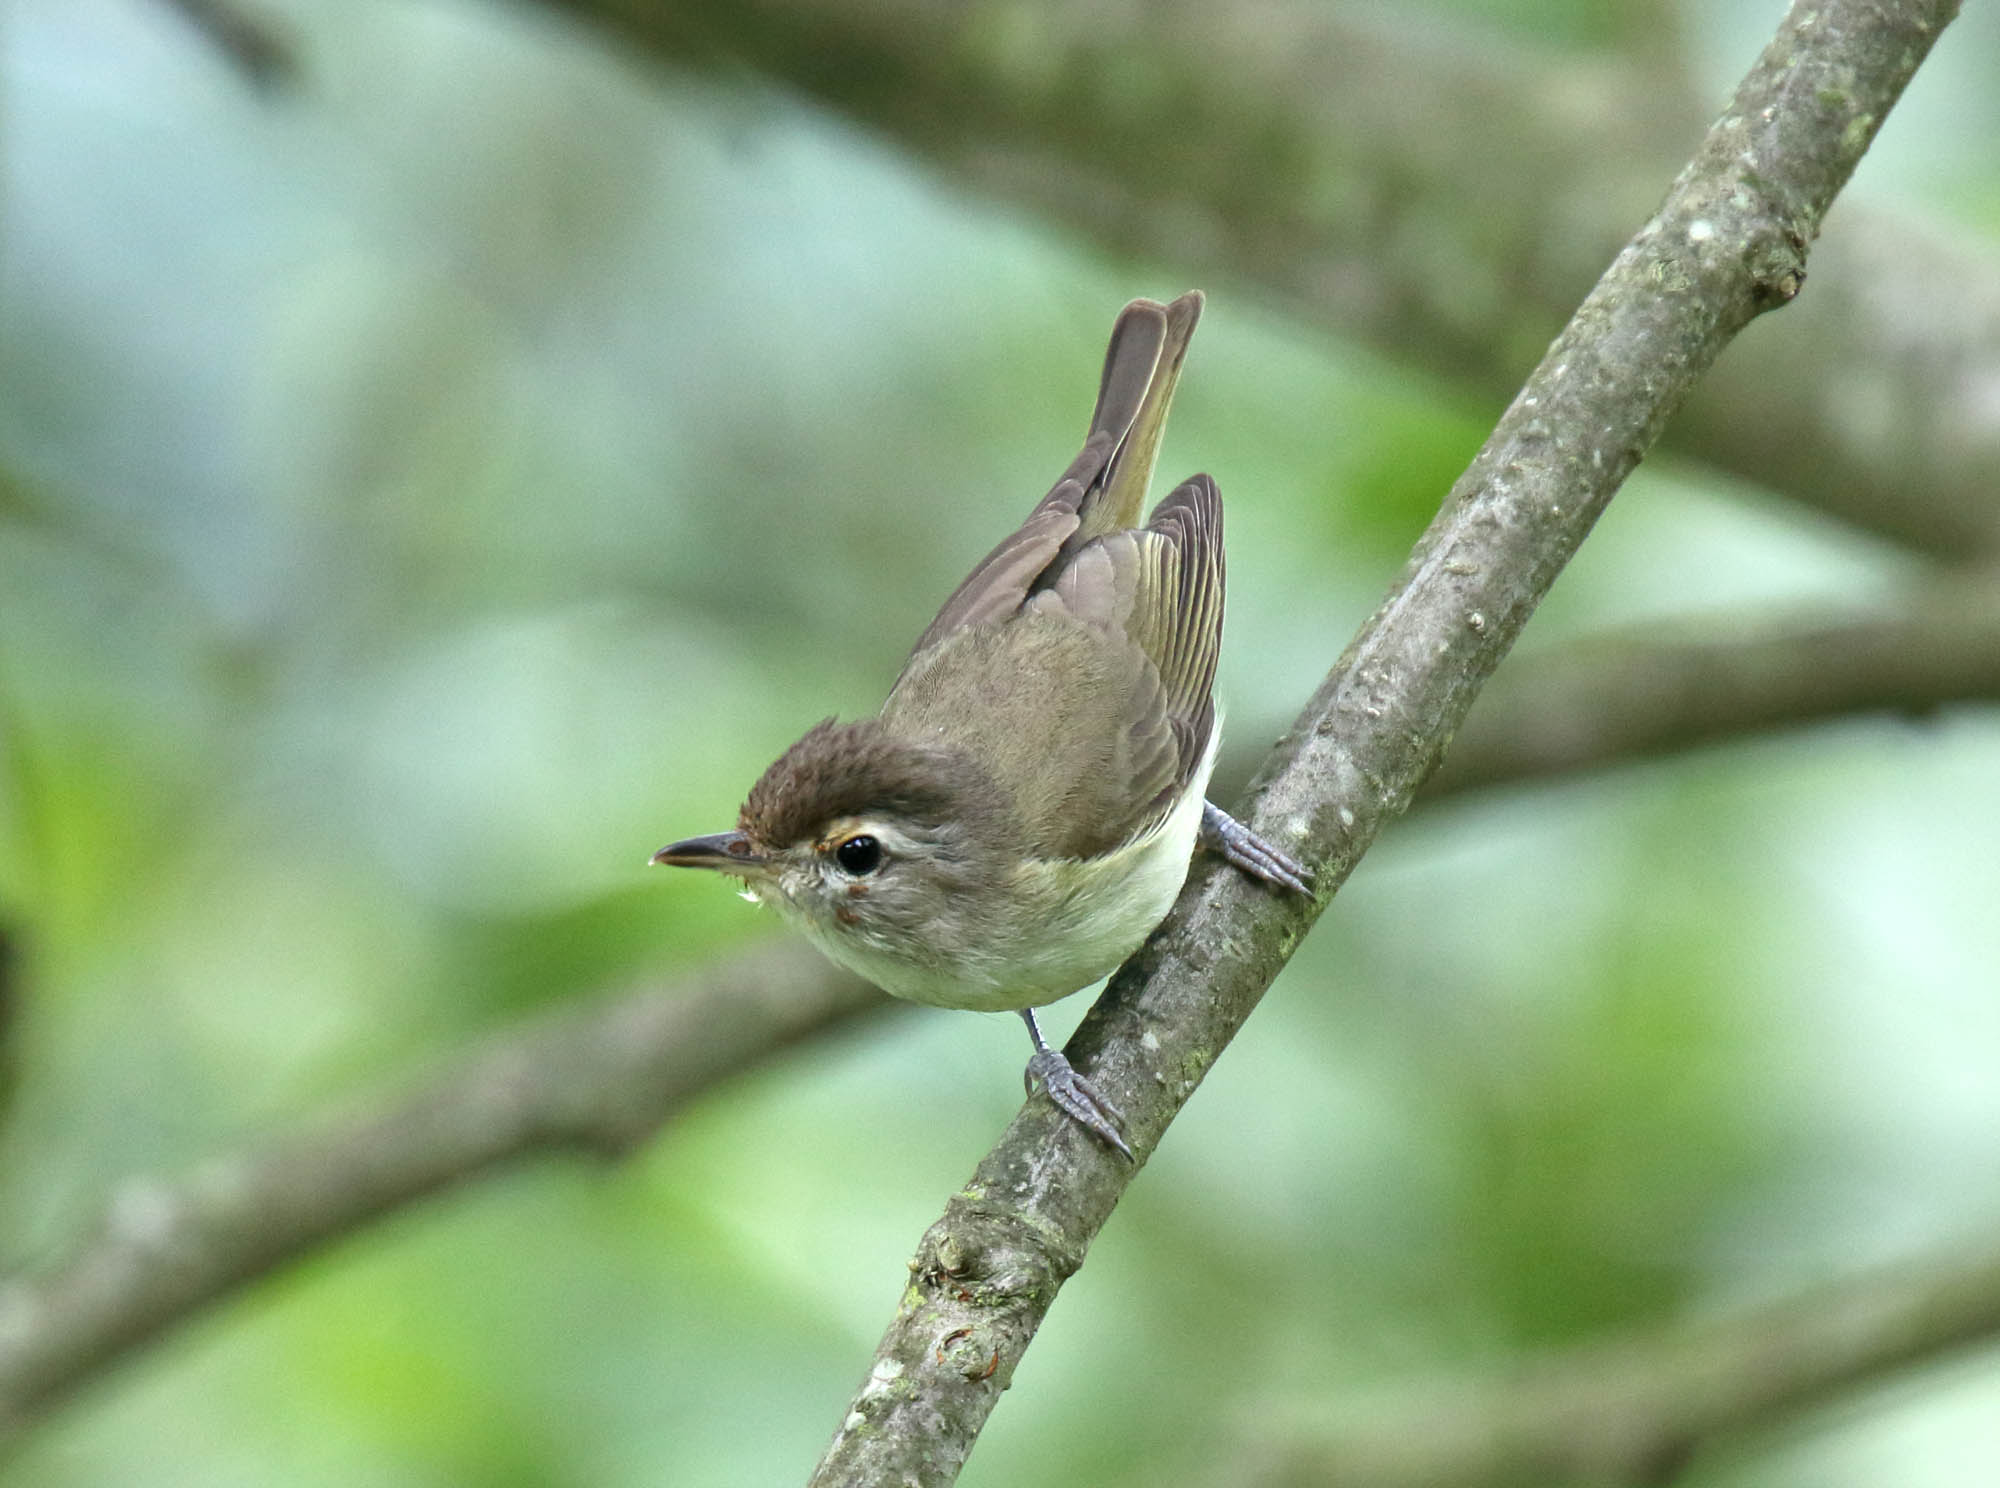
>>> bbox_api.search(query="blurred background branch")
[1244,1241,2000,1487]
[0,945,878,1451]
[542,0,2000,563]
[1428,572,2000,799]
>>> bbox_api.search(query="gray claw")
[1201,801,1312,896]
[1025,1048,1133,1160]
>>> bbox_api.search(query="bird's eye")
[834,834,884,876]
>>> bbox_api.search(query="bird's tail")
[1079,290,1203,538]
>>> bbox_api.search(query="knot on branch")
[1748,225,1810,309]
[915,1201,1080,1311]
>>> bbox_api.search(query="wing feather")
[882,298,1223,860]
[1041,473,1223,800]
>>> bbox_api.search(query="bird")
[653,292,1308,1157]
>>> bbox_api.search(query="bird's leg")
[1019,1008,1132,1160]
[1200,801,1312,896]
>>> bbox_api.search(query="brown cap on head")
[738,718,1007,850]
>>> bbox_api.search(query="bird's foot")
[1024,1048,1133,1160]
[1201,801,1312,896]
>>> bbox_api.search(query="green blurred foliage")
[3,1,2000,1485]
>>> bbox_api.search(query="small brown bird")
[654,293,1307,1156]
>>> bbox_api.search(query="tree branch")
[544,0,2000,562]
[0,943,880,1448]
[1243,1241,2000,1486]
[1426,569,2000,799]
[804,3,1958,1483]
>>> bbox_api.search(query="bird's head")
[652,718,1015,963]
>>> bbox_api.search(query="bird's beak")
[650,831,768,877]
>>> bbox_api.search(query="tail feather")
[1079,291,1203,540]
